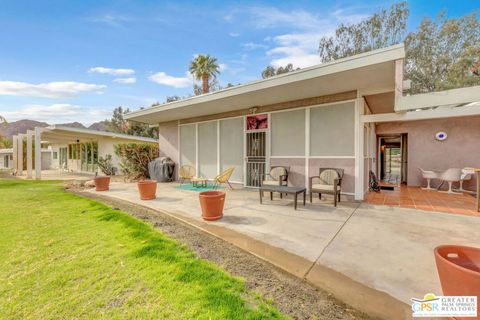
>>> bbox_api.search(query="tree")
[405,12,480,93]
[318,2,408,63]
[107,106,158,139]
[261,64,300,79]
[189,54,220,94]
[318,2,480,93]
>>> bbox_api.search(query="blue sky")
[0,0,478,125]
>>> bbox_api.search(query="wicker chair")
[260,166,289,198]
[309,168,344,207]
[213,167,235,190]
[179,165,195,184]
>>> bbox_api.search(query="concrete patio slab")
[85,182,480,319]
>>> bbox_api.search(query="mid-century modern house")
[10,125,157,179]
[0,148,51,170]
[125,43,480,200]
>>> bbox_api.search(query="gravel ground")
[71,189,373,320]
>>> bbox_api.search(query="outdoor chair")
[213,167,235,190]
[439,168,462,194]
[260,166,289,198]
[179,165,195,184]
[419,168,440,190]
[309,168,344,207]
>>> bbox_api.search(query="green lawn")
[0,180,285,319]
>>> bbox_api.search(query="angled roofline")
[45,125,158,143]
[125,43,405,121]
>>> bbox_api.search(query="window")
[310,102,355,156]
[220,118,244,182]
[53,151,58,160]
[180,124,196,167]
[271,109,305,156]
[198,121,217,178]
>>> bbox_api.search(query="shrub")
[97,154,116,176]
[114,143,159,180]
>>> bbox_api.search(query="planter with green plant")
[94,155,115,191]
[114,143,159,200]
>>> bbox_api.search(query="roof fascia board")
[395,86,480,112]
[362,104,480,123]
[125,44,405,121]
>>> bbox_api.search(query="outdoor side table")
[192,177,208,188]
[259,185,306,210]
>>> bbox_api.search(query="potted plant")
[137,179,157,200]
[199,191,226,221]
[94,155,115,191]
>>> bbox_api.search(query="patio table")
[259,185,306,210]
[191,177,208,188]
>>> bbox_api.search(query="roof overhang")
[126,44,405,124]
[38,126,157,144]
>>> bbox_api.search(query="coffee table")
[192,177,208,188]
[259,185,306,210]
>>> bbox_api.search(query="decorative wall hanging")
[246,114,268,131]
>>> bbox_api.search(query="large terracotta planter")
[94,176,110,191]
[137,180,157,200]
[435,245,480,320]
[199,191,225,221]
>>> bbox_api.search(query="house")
[11,126,157,179]
[0,148,52,170]
[121,43,480,200]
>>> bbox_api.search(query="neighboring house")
[11,126,157,179]
[0,148,51,170]
[125,43,480,200]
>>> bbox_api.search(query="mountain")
[56,122,86,129]
[0,119,49,139]
[88,120,110,131]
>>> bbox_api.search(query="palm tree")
[189,54,220,94]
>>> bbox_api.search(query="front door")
[245,131,267,187]
[4,155,8,168]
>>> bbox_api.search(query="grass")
[0,179,286,319]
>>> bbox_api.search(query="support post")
[26,130,33,179]
[17,134,25,176]
[12,135,18,174]
[34,127,42,180]
[354,97,365,200]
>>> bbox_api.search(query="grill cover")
[148,157,175,182]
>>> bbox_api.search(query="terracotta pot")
[137,180,157,200]
[94,176,110,191]
[435,245,480,320]
[199,191,225,221]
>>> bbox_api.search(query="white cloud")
[0,81,106,98]
[89,67,135,76]
[229,32,240,37]
[219,63,228,72]
[3,103,111,125]
[91,14,130,27]
[148,72,193,88]
[253,6,369,68]
[242,42,268,51]
[114,77,136,84]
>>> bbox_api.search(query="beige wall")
[375,116,480,190]
[270,158,306,188]
[158,121,179,178]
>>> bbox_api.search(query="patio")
[85,181,480,319]
[365,185,479,217]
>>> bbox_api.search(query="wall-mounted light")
[249,107,258,114]
[435,132,447,141]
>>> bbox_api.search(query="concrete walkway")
[85,182,480,319]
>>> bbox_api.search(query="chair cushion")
[262,180,280,186]
[311,184,341,191]
[270,167,287,181]
[319,169,339,185]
